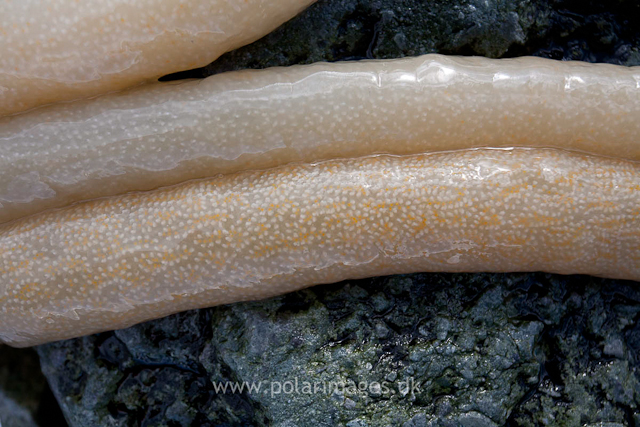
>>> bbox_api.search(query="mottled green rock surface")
[38,274,639,426]
[26,0,640,425]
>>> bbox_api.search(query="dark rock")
[38,274,640,426]
[0,345,66,426]
[161,0,640,82]
[0,390,38,427]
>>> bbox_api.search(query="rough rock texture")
[37,274,640,426]
[160,0,640,81]
[22,0,640,425]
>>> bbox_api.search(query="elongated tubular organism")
[0,0,316,116]
[1,54,639,224]
[1,148,638,347]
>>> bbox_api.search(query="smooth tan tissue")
[1,54,639,224]
[0,0,316,116]
[0,148,638,347]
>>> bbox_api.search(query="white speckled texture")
[1,54,639,224]
[1,148,638,347]
[0,0,316,116]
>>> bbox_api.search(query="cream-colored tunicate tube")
[2,54,640,224]
[1,148,638,347]
[0,0,316,116]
